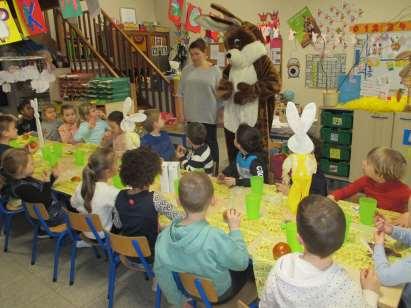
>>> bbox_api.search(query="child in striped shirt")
[176,122,214,174]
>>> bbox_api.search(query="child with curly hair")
[113,147,181,255]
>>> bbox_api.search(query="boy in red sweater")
[329,147,410,213]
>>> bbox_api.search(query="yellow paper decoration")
[337,96,408,112]
[12,0,30,38]
[0,1,22,45]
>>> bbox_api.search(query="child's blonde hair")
[0,149,29,189]
[81,147,115,212]
[143,109,160,133]
[367,147,407,181]
[0,114,17,137]
[78,102,96,121]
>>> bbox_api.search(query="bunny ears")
[120,97,147,133]
[195,3,243,32]
[286,102,317,154]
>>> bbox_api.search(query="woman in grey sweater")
[175,39,221,171]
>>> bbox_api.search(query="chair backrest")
[177,273,219,303]
[68,211,103,233]
[109,232,151,258]
[237,300,249,308]
[25,203,49,220]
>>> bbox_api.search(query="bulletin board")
[305,54,346,89]
[353,32,411,91]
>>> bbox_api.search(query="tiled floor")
[0,216,166,307]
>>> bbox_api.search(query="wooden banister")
[54,9,119,77]
[100,10,170,84]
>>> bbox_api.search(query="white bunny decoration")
[120,97,146,133]
[282,102,317,214]
[30,98,45,147]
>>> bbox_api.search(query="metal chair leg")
[69,242,77,285]
[3,214,12,252]
[31,224,40,265]
[53,233,66,282]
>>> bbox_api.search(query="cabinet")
[391,113,411,185]
[349,111,394,182]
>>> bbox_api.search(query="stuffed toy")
[197,4,281,163]
[282,102,317,214]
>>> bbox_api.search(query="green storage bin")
[321,111,353,129]
[320,159,350,177]
[320,127,352,145]
[322,143,351,161]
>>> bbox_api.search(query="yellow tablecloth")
[21,137,407,307]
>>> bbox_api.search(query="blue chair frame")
[107,234,161,308]
[0,196,25,252]
[25,203,69,282]
[66,213,109,286]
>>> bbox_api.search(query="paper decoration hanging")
[168,0,184,27]
[352,21,411,34]
[59,0,83,19]
[85,0,100,18]
[338,74,361,102]
[185,3,201,33]
[288,7,321,48]
[305,54,346,89]
[12,0,30,37]
[0,1,22,45]
[15,0,48,36]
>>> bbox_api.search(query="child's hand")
[375,214,393,235]
[176,145,186,159]
[276,183,289,195]
[374,230,385,245]
[393,212,410,228]
[217,173,225,183]
[327,194,336,201]
[360,268,380,293]
[225,208,241,231]
[51,164,61,178]
[223,177,236,187]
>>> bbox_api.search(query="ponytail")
[80,147,115,213]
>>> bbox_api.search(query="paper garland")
[15,0,47,36]
[185,3,201,33]
[0,1,22,45]
[168,0,184,27]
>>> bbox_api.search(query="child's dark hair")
[42,104,56,113]
[236,123,262,153]
[17,101,31,114]
[143,109,160,133]
[120,147,161,189]
[0,114,17,136]
[0,149,29,189]
[107,111,124,126]
[187,122,207,146]
[60,104,76,115]
[81,147,115,212]
[297,195,345,258]
[189,38,207,53]
[179,172,214,213]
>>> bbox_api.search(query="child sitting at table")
[101,111,143,158]
[0,114,17,158]
[41,104,61,142]
[374,213,411,307]
[141,109,175,161]
[71,147,119,240]
[218,123,267,187]
[260,195,380,308]
[74,102,108,145]
[58,104,78,144]
[154,172,253,306]
[329,147,410,213]
[16,101,36,135]
[175,122,214,174]
[1,148,66,227]
[113,147,181,256]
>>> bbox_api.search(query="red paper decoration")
[168,0,184,27]
[185,3,202,33]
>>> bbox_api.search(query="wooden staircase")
[44,8,176,114]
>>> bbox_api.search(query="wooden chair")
[66,211,108,285]
[172,272,258,308]
[24,203,68,282]
[0,196,25,252]
[107,232,161,308]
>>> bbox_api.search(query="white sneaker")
[76,240,92,248]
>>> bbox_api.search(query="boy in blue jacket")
[154,172,254,306]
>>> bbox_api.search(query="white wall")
[153,0,410,105]
[100,0,156,22]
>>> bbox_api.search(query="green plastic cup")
[9,139,24,148]
[250,176,264,194]
[52,143,64,158]
[74,149,86,167]
[281,221,303,252]
[173,178,179,194]
[41,145,53,161]
[112,175,125,189]
[359,197,377,225]
[344,212,351,242]
[245,193,261,220]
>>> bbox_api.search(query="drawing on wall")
[305,54,346,88]
[288,7,321,48]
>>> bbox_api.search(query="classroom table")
[20,138,408,308]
